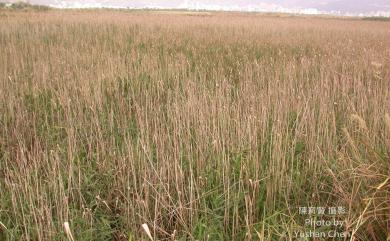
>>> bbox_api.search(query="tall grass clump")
[0,9,389,240]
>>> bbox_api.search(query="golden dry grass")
[0,9,389,241]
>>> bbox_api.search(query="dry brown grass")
[0,9,389,241]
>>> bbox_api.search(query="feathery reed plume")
[63,222,75,241]
[141,223,154,241]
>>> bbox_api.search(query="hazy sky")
[6,0,390,15]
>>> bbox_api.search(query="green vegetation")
[0,10,389,241]
[362,16,390,22]
[0,2,51,11]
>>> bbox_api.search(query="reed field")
[0,8,389,241]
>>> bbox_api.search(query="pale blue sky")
[5,0,390,15]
